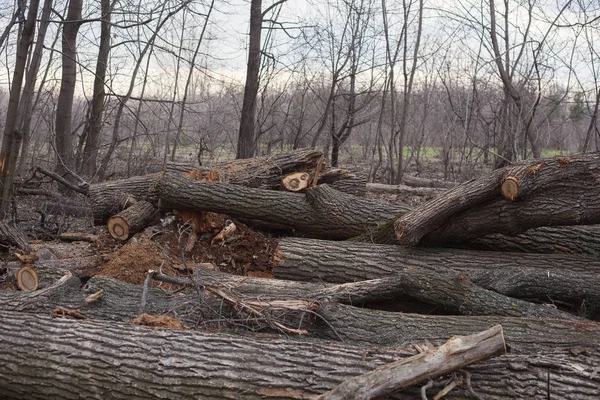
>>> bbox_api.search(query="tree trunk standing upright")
[0,0,41,218]
[80,0,111,178]
[237,0,262,159]
[55,0,83,180]
[16,0,53,176]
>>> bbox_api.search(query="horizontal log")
[469,225,600,255]
[402,174,456,189]
[0,309,598,399]
[395,153,600,246]
[159,172,408,239]
[274,238,600,317]
[107,200,158,240]
[366,182,443,197]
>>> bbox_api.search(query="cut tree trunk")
[273,238,600,317]
[0,310,598,399]
[159,172,408,239]
[107,200,158,240]
[88,173,161,224]
[395,153,600,246]
[466,225,600,255]
[89,149,364,224]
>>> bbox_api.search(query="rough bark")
[402,174,456,189]
[325,167,367,196]
[0,0,41,217]
[0,220,30,251]
[274,238,600,317]
[54,0,82,180]
[88,173,161,224]
[159,172,408,239]
[367,182,443,197]
[236,0,262,159]
[107,200,158,240]
[468,225,600,255]
[395,153,600,246]
[0,309,598,399]
[317,325,506,400]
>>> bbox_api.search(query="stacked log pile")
[2,149,600,399]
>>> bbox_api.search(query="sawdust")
[98,239,178,285]
[133,313,187,329]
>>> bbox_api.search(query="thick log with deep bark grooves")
[274,238,600,317]
[394,153,600,246]
[167,148,324,189]
[88,173,161,224]
[0,220,30,251]
[317,325,506,400]
[159,172,408,239]
[0,309,598,399]
[468,225,600,255]
[107,200,158,240]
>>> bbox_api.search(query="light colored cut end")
[107,216,130,240]
[16,265,39,291]
[501,176,520,201]
[282,172,310,192]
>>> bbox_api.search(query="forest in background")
[1,0,599,204]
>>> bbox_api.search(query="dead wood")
[317,325,506,400]
[58,232,100,244]
[282,172,310,191]
[394,153,600,246]
[274,238,600,317]
[0,220,30,251]
[159,172,408,239]
[467,225,600,255]
[0,307,598,399]
[403,174,456,189]
[35,166,88,194]
[41,201,92,218]
[107,200,158,240]
[88,172,161,224]
[367,182,443,197]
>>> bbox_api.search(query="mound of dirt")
[160,219,277,277]
[98,239,178,285]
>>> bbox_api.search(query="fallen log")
[403,174,456,189]
[317,325,506,400]
[158,172,408,239]
[367,182,443,197]
[468,225,600,255]
[394,153,600,246]
[88,173,161,224]
[107,200,159,240]
[273,238,600,317]
[0,309,598,399]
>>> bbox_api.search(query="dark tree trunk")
[80,0,111,177]
[236,0,262,159]
[54,0,82,181]
[107,200,158,240]
[0,0,41,217]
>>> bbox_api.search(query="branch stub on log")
[282,172,310,192]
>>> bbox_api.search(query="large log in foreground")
[0,310,598,399]
[317,325,506,400]
[159,172,408,239]
[395,153,600,246]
